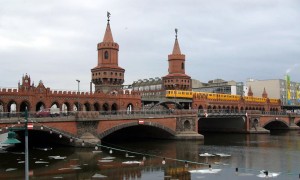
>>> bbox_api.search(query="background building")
[246,78,300,106]
[192,79,246,96]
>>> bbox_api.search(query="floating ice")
[5,168,17,172]
[18,161,25,164]
[98,159,113,162]
[257,170,280,178]
[215,153,231,157]
[122,161,141,164]
[53,177,63,179]
[49,156,67,160]
[199,153,215,157]
[189,169,222,174]
[35,161,49,164]
[92,173,107,178]
[101,156,116,160]
[92,151,102,153]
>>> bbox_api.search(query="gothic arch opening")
[0,102,4,112]
[103,103,109,112]
[36,101,46,111]
[127,103,133,114]
[184,120,191,130]
[240,107,244,111]
[7,101,17,117]
[74,102,81,111]
[84,102,91,111]
[198,105,203,109]
[111,103,118,114]
[51,102,60,110]
[20,101,30,112]
[94,103,100,111]
[104,51,109,59]
[62,103,69,115]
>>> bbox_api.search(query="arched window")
[181,62,184,70]
[104,51,109,59]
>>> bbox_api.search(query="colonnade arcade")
[0,100,135,113]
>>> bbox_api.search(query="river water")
[0,130,300,180]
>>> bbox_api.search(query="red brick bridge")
[0,110,202,146]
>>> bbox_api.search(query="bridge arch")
[99,122,176,139]
[262,119,289,130]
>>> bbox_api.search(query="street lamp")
[3,108,29,180]
[76,80,80,111]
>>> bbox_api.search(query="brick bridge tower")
[91,12,125,93]
[163,29,191,90]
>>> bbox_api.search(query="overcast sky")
[1,0,300,91]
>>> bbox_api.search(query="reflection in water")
[0,131,299,179]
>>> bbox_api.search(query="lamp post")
[76,80,80,111]
[24,108,29,180]
[3,107,29,180]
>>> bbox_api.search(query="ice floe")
[5,168,17,172]
[35,161,49,164]
[189,169,222,174]
[48,156,67,160]
[101,156,116,160]
[98,159,113,163]
[92,151,102,154]
[215,153,231,157]
[199,153,215,157]
[92,173,107,178]
[122,161,141,164]
[257,170,280,178]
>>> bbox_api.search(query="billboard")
[285,74,291,105]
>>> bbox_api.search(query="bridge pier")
[174,116,204,140]
[288,114,300,130]
[247,116,269,134]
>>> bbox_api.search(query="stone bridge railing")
[197,109,293,117]
[0,110,198,122]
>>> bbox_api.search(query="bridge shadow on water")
[102,125,174,142]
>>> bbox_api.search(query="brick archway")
[98,122,176,139]
[262,118,289,128]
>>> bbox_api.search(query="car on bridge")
[36,108,60,117]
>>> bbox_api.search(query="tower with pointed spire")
[247,86,253,96]
[162,29,191,90]
[91,12,125,93]
[262,87,268,98]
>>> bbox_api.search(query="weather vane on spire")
[107,11,111,22]
[175,28,178,39]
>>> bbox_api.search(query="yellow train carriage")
[165,90,193,99]
[244,96,267,103]
[269,98,280,104]
[218,94,241,101]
